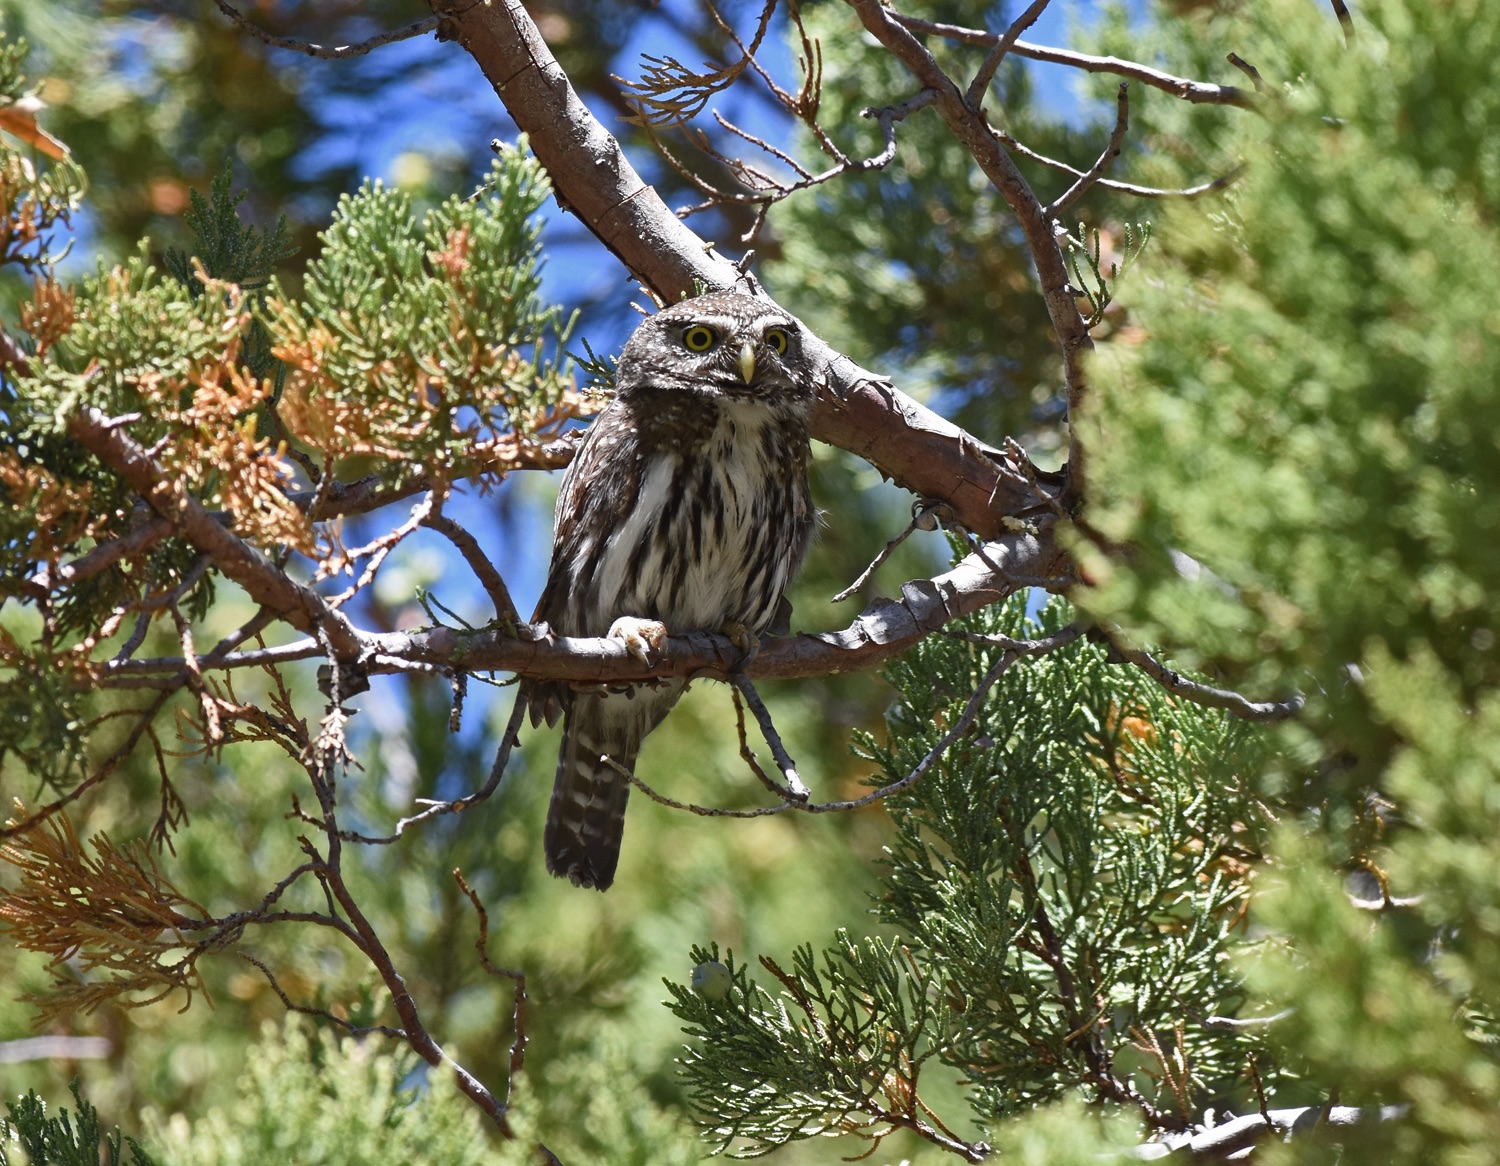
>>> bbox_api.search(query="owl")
[527,293,817,890]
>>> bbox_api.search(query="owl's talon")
[721,620,759,669]
[608,616,669,664]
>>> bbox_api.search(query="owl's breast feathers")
[533,385,812,642]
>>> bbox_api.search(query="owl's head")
[617,292,815,410]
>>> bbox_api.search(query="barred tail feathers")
[543,686,679,891]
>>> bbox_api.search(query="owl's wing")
[526,404,641,729]
[532,402,640,630]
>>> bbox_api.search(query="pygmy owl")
[527,293,817,890]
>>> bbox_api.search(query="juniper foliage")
[0,1080,156,1166]
[669,595,1273,1157]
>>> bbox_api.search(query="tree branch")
[1044,82,1129,218]
[966,0,1053,108]
[212,0,441,59]
[1102,635,1305,723]
[897,15,1255,110]
[1137,1104,1409,1161]
[843,0,1094,505]
[65,409,360,656]
[429,0,1059,536]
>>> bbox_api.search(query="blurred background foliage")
[5,0,1498,1162]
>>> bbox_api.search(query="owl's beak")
[737,342,756,385]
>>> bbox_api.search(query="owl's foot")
[720,620,760,669]
[608,616,668,664]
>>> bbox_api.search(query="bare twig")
[211,0,441,59]
[299,745,511,1129]
[898,14,1255,109]
[1226,53,1269,95]
[666,89,937,237]
[239,952,405,1039]
[729,674,809,801]
[453,870,529,1090]
[994,125,1243,200]
[341,695,528,844]
[1044,83,1129,218]
[1103,635,1305,722]
[731,685,785,798]
[966,0,1053,108]
[832,502,946,603]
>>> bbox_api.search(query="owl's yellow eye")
[683,325,717,352]
[764,328,789,355]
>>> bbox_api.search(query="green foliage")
[139,1019,518,1166]
[1062,221,1150,328]
[162,164,295,299]
[670,596,1274,1155]
[669,936,956,1155]
[1081,0,1500,743]
[265,146,574,475]
[1,1080,156,1166]
[1075,0,1500,1161]
[163,163,296,381]
[0,635,88,792]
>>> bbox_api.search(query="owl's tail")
[544,687,677,891]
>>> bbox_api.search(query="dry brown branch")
[421,512,522,624]
[65,408,360,656]
[993,124,1243,200]
[294,753,511,1128]
[844,0,1094,503]
[729,674,809,801]
[1099,633,1304,722]
[339,695,528,844]
[831,501,946,604]
[1226,53,1269,95]
[454,869,529,1090]
[0,812,213,1021]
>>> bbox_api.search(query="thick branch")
[430,0,1057,535]
[102,527,1063,689]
